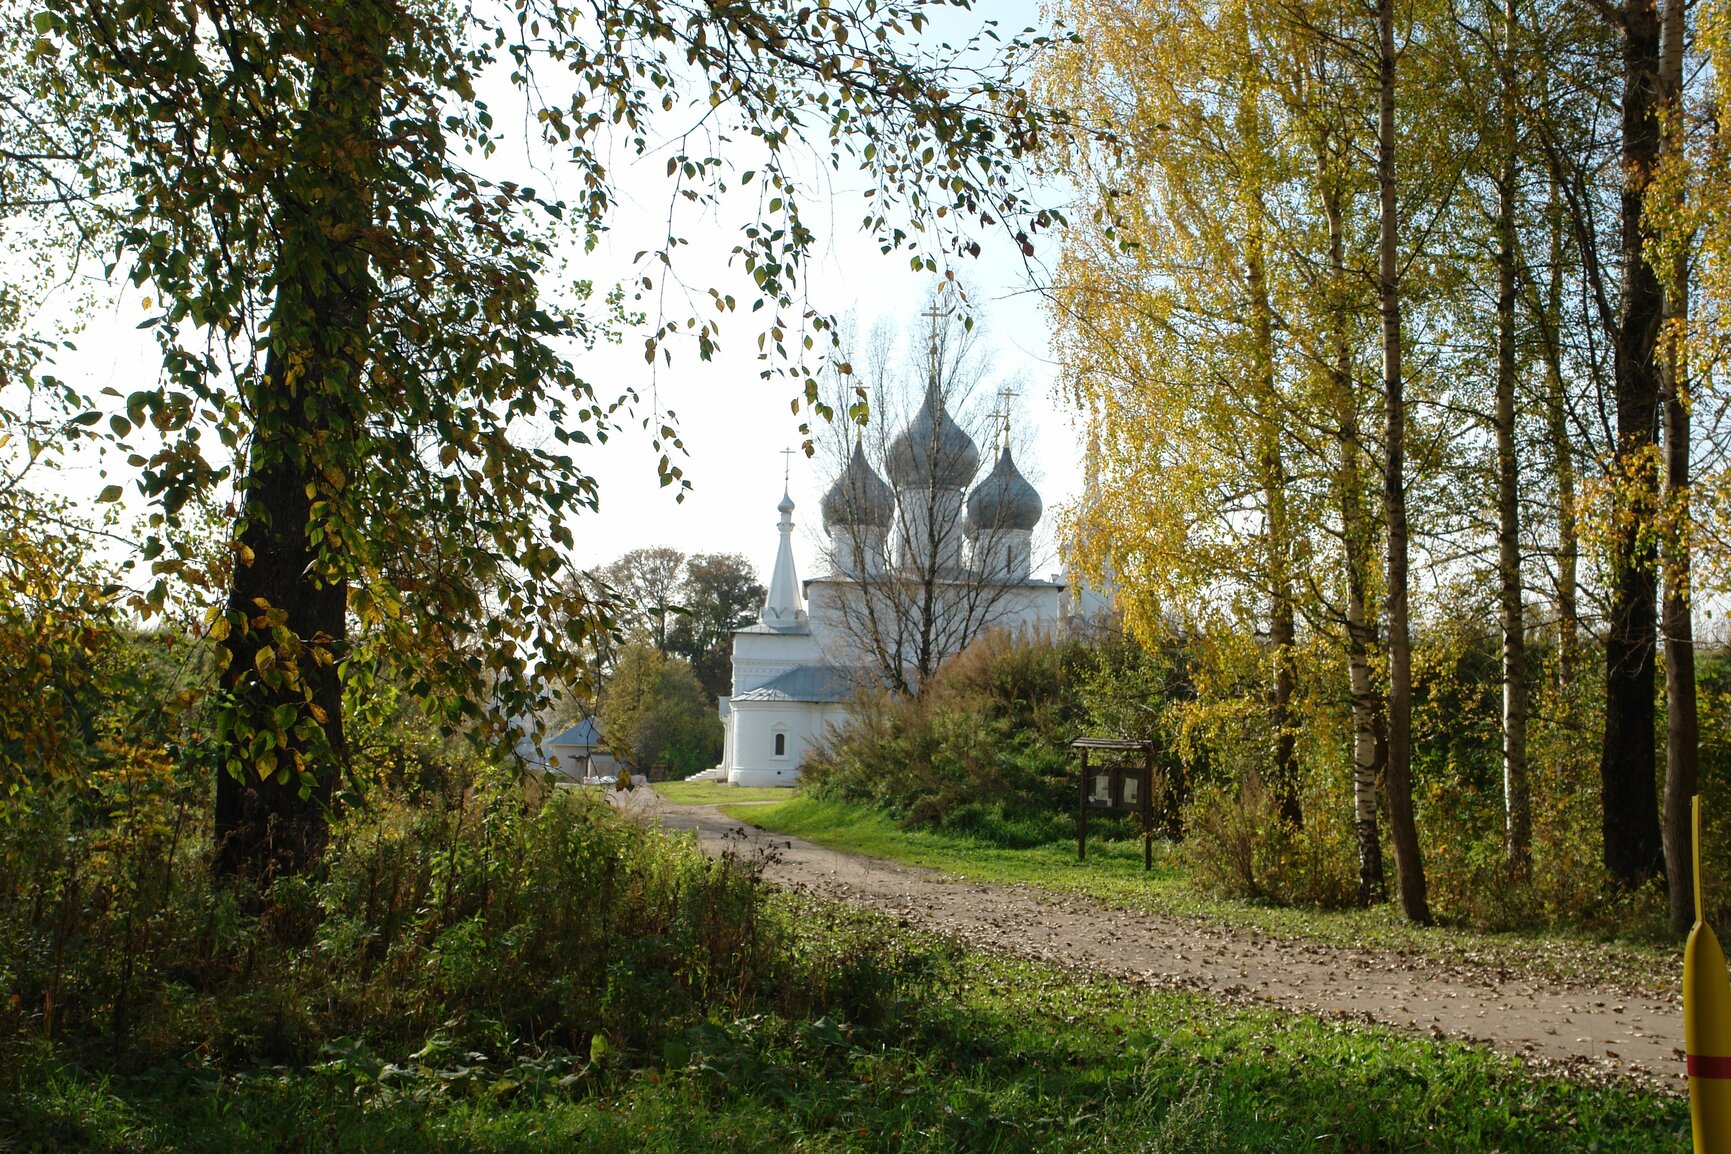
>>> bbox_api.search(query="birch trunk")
[1494,0,1530,874]
[1541,198,1580,686]
[1238,20,1302,829]
[1249,223,1302,830]
[1322,151,1384,904]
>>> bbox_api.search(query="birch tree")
[1039,0,1312,826]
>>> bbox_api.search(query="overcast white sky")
[34,0,1081,591]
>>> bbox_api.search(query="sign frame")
[1072,737,1160,871]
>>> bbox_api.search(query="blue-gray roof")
[966,444,1043,532]
[732,665,868,704]
[548,716,603,748]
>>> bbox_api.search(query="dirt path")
[614,789,1683,1090]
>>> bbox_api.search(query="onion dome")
[966,444,1042,532]
[821,437,896,529]
[885,378,980,491]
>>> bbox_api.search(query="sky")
[516,0,1080,585]
[31,1,1081,592]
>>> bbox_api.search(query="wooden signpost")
[1072,737,1159,871]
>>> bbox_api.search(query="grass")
[5,903,1685,1153]
[721,796,1679,994]
[654,780,795,805]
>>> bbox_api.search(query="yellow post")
[1686,795,1731,1153]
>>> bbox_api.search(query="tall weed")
[0,761,912,1085]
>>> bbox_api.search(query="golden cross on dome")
[780,446,796,490]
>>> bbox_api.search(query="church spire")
[759,487,808,632]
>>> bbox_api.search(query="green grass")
[5,907,1684,1153]
[653,780,795,805]
[721,796,1677,992]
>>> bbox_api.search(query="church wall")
[730,629,822,695]
[829,526,888,577]
[967,528,1035,583]
[727,699,835,787]
[895,487,966,572]
[803,576,1066,670]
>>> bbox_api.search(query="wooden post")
[1143,745,1154,872]
[1078,747,1089,861]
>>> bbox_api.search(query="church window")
[773,731,787,757]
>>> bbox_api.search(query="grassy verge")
[721,796,1677,994]
[8,902,1683,1153]
[653,780,793,805]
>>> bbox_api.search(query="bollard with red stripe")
[1686,795,1731,1154]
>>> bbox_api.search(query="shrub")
[802,630,1166,845]
[1180,777,1359,909]
[0,756,923,1088]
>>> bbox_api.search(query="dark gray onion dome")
[821,437,896,529]
[884,378,981,490]
[966,444,1042,532]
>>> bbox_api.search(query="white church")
[697,376,1068,787]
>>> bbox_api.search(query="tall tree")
[605,547,688,654]
[1492,0,1531,874]
[1378,0,1431,923]
[667,551,764,698]
[1235,6,1303,828]
[1595,0,1667,887]
[1656,0,1697,934]
[1038,0,1314,825]
[210,7,379,881]
[1312,93,1387,904]
[35,0,1061,882]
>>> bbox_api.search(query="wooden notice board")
[1072,737,1159,871]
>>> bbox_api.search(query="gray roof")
[822,437,896,529]
[734,621,812,636]
[966,444,1043,532]
[548,716,603,748]
[732,664,869,704]
[885,377,980,491]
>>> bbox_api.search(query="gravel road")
[614,788,1683,1091]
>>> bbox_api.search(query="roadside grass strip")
[653,781,794,806]
[5,908,1684,1153]
[720,797,1677,996]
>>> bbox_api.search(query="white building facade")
[706,382,1066,787]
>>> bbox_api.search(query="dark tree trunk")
[1600,0,1665,888]
[1378,0,1429,924]
[213,19,379,885]
[1658,0,1697,935]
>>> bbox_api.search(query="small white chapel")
[698,376,1067,787]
